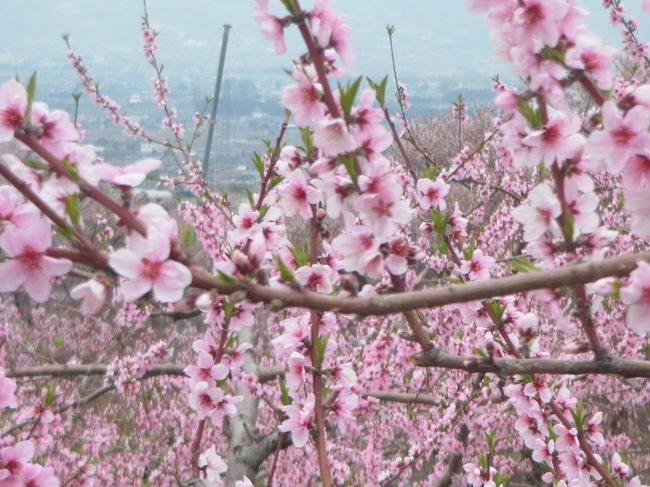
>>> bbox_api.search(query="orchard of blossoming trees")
[2,0,650,485]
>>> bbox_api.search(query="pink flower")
[0,368,18,409]
[70,278,107,316]
[199,445,227,483]
[621,261,650,334]
[108,227,192,303]
[278,393,315,448]
[354,191,413,239]
[532,438,554,464]
[522,112,584,167]
[331,363,357,388]
[253,0,286,54]
[30,102,80,156]
[189,382,241,424]
[523,376,552,403]
[459,249,495,281]
[18,464,60,487]
[553,424,580,453]
[185,352,229,386]
[0,79,27,143]
[586,411,605,447]
[586,101,650,173]
[332,223,384,277]
[277,170,321,220]
[416,178,450,211]
[625,190,650,238]
[352,90,384,135]
[0,219,72,302]
[229,203,261,245]
[285,351,308,391]
[0,440,35,482]
[512,0,570,49]
[95,158,161,187]
[313,117,358,156]
[512,184,561,242]
[328,388,358,434]
[295,264,336,293]
[281,72,324,127]
[622,151,650,195]
[565,34,616,90]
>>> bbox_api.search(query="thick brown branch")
[413,349,650,378]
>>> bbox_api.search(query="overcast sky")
[1,1,648,84]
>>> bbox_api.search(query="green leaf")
[276,257,298,287]
[340,154,358,183]
[65,194,80,226]
[493,473,509,486]
[216,270,238,286]
[279,377,292,406]
[517,98,541,130]
[541,46,566,64]
[487,301,505,322]
[55,225,74,241]
[179,224,195,252]
[245,187,255,207]
[366,76,389,108]
[472,347,487,358]
[507,256,539,274]
[385,24,396,37]
[268,176,282,192]
[299,127,313,154]
[22,158,48,171]
[289,245,309,268]
[563,213,574,241]
[339,76,363,120]
[52,335,64,347]
[314,334,329,367]
[25,71,37,122]
[252,152,264,178]
[43,386,56,407]
[570,401,585,429]
[223,299,234,326]
[430,208,448,236]
[61,159,80,183]
[422,165,438,180]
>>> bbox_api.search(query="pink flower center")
[541,124,561,145]
[372,199,393,217]
[426,187,440,201]
[199,392,213,409]
[18,247,42,269]
[292,186,307,202]
[307,273,323,289]
[391,240,409,257]
[301,85,319,105]
[360,234,374,250]
[521,3,544,25]
[4,459,20,475]
[581,51,601,71]
[141,258,162,280]
[0,106,22,130]
[611,126,634,146]
[470,260,482,273]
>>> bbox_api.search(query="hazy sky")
[1,1,648,85]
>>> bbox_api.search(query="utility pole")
[202,24,232,177]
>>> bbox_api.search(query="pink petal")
[152,261,192,303]
[24,269,52,302]
[0,260,27,291]
[109,249,141,279]
[40,256,72,277]
[119,276,153,302]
